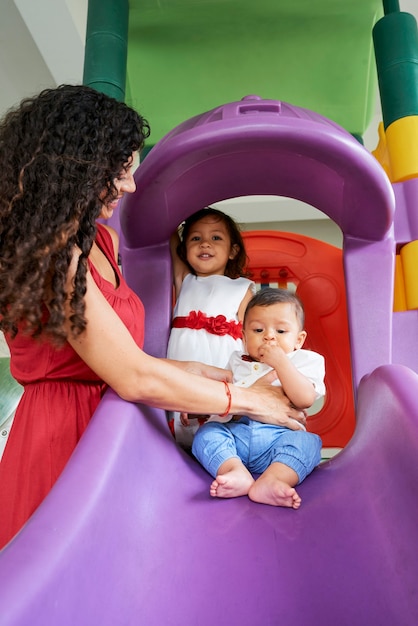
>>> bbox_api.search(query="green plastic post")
[373,11,418,128]
[83,0,129,102]
[383,0,400,14]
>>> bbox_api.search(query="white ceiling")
[1,0,417,228]
[0,0,87,116]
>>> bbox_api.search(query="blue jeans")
[192,417,322,484]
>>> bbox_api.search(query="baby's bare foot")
[210,468,254,499]
[249,476,301,509]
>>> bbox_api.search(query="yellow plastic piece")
[400,240,418,310]
[385,116,418,182]
[372,122,391,179]
[393,254,406,312]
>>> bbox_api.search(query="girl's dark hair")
[0,84,150,343]
[244,287,305,329]
[177,207,248,279]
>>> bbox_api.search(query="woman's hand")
[247,371,307,430]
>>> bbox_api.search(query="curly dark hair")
[177,207,248,279]
[0,84,150,344]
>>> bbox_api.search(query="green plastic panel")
[126,0,383,145]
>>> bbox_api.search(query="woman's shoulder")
[95,222,112,248]
[96,223,119,260]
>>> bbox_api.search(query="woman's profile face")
[99,151,139,220]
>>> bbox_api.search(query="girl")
[167,207,256,446]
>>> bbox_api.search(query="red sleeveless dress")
[0,224,145,548]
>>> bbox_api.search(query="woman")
[0,85,305,548]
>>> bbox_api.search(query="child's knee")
[273,432,322,482]
[300,432,322,466]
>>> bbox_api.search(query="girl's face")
[184,215,239,277]
[99,151,139,220]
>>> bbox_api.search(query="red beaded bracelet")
[219,380,232,418]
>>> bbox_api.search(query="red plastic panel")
[243,230,355,447]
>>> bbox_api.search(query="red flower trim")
[172,310,243,340]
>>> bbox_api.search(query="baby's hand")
[180,411,190,426]
[180,412,210,426]
[257,343,286,367]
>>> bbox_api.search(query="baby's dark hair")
[244,287,305,329]
[177,207,248,279]
[0,84,150,343]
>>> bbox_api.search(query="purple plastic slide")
[1,97,418,625]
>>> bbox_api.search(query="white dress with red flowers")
[167,273,255,447]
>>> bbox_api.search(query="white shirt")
[207,348,325,426]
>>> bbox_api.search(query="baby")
[192,287,325,508]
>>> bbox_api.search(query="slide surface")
[1,365,418,625]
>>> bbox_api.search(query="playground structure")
[2,2,418,625]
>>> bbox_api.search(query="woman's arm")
[169,360,232,382]
[65,267,305,430]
